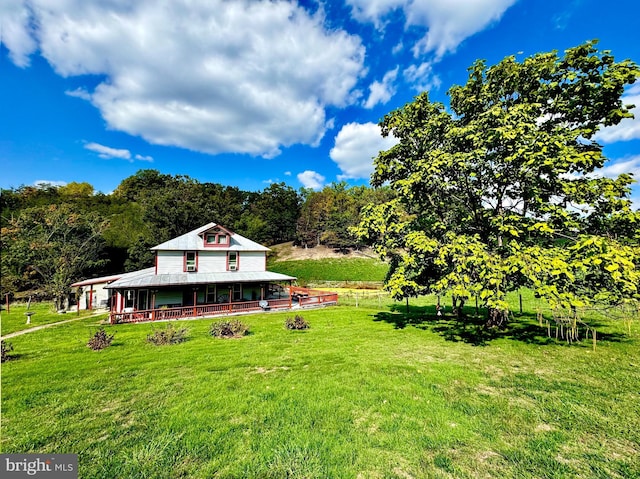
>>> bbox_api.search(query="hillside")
[267,242,388,284]
[268,242,378,262]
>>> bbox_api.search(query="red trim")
[184,251,198,272]
[89,285,94,310]
[155,253,158,275]
[227,251,239,271]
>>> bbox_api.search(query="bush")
[1,340,14,362]
[210,319,249,338]
[285,315,309,330]
[87,327,114,351]
[147,324,189,345]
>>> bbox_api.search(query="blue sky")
[1,0,639,205]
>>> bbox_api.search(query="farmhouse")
[79,223,337,323]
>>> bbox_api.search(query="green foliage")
[146,324,189,346]
[87,327,114,351]
[296,183,394,251]
[209,319,249,338]
[2,204,108,308]
[284,315,309,330]
[356,41,640,320]
[1,340,14,362]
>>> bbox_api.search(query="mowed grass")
[1,302,97,336]
[2,302,639,478]
[268,257,388,283]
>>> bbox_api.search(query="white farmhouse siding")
[239,251,267,272]
[196,251,228,273]
[156,251,184,274]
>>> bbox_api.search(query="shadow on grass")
[374,304,627,346]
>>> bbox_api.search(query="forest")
[0,170,391,302]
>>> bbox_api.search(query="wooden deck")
[109,288,338,324]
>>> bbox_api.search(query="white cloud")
[347,0,516,59]
[0,0,38,67]
[284,171,292,176]
[404,61,441,92]
[364,67,399,109]
[297,170,326,190]
[65,88,92,101]
[330,122,399,180]
[4,0,366,158]
[85,142,131,160]
[134,154,154,162]
[593,156,640,180]
[595,85,640,143]
[34,180,67,188]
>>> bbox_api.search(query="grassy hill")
[267,242,388,285]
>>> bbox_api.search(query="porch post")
[228,287,232,313]
[89,285,94,310]
[193,288,198,317]
[288,281,292,309]
[151,290,157,321]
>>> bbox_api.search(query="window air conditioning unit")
[229,265,237,271]
[187,265,196,272]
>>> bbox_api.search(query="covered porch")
[108,286,338,324]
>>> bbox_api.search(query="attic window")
[204,232,228,246]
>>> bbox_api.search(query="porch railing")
[109,289,337,324]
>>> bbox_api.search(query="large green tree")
[2,204,108,309]
[355,41,640,325]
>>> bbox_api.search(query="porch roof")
[105,269,296,289]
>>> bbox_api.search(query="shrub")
[87,327,114,351]
[285,315,309,330]
[1,340,14,362]
[210,319,249,338]
[147,324,189,345]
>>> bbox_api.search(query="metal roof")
[150,222,269,252]
[106,270,296,289]
[71,267,156,287]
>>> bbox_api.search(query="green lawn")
[268,257,388,284]
[2,300,639,478]
[1,302,98,336]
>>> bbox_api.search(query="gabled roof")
[150,222,269,252]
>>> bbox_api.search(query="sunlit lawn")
[1,301,639,478]
[1,302,97,336]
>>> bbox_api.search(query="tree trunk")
[486,308,509,328]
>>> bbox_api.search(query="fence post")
[519,293,523,315]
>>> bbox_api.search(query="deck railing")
[109,288,337,324]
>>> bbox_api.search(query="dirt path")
[1,312,104,340]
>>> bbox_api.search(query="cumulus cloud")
[404,61,441,92]
[134,154,154,162]
[347,0,516,59]
[329,122,399,180]
[4,0,366,158]
[297,170,326,190]
[595,85,640,143]
[364,67,399,109]
[593,156,640,180]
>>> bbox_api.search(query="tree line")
[0,170,390,306]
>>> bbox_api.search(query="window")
[232,284,242,301]
[185,251,197,272]
[206,285,216,304]
[204,232,229,247]
[228,251,238,271]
